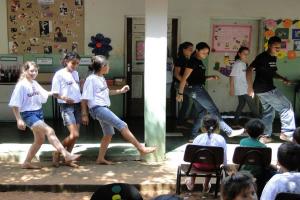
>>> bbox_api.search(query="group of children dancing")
[9,52,155,169]
[175,36,296,144]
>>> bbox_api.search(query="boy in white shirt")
[81,55,156,165]
[51,52,82,167]
[261,142,300,200]
[9,61,80,169]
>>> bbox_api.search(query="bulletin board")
[212,25,252,52]
[264,19,300,59]
[7,0,84,54]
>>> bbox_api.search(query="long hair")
[201,114,219,139]
[177,41,193,58]
[235,46,249,61]
[192,42,210,57]
[18,61,39,82]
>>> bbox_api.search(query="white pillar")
[144,0,168,162]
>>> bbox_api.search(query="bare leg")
[120,127,156,155]
[35,123,80,163]
[96,135,114,165]
[21,127,45,169]
[53,124,80,167]
[63,124,80,152]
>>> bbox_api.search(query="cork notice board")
[7,0,84,54]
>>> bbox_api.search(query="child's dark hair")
[63,51,81,67]
[245,119,265,139]
[201,114,219,138]
[293,127,300,144]
[177,41,193,57]
[235,46,249,61]
[192,42,210,56]
[221,172,256,200]
[277,142,300,171]
[268,36,282,46]
[89,55,109,73]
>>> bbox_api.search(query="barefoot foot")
[21,163,41,169]
[96,159,114,165]
[139,146,156,156]
[65,154,81,163]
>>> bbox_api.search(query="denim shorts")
[20,109,44,128]
[59,103,81,126]
[89,106,127,135]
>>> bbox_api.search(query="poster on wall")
[212,25,252,52]
[136,41,144,61]
[7,0,84,54]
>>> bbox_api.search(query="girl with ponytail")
[81,55,156,165]
[185,114,227,193]
[229,46,259,123]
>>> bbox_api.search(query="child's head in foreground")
[245,119,265,139]
[221,172,257,200]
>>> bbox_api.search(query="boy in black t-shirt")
[246,36,295,143]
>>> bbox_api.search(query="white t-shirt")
[51,68,81,103]
[261,172,300,200]
[8,79,49,112]
[81,74,110,108]
[230,60,248,96]
[193,133,227,165]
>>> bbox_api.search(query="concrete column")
[144,0,168,162]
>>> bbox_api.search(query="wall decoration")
[212,25,252,52]
[292,29,300,40]
[294,40,300,51]
[88,33,112,57]
[7,0,84,54]
[136,41,144,61]
[287,50,297,59]
[275,28,289,39]
[264,19,300,58]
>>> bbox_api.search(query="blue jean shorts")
[59,103,81,126]
[20,109,44,128]
[89,106,127,135]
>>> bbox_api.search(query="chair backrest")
[90,183,143,200]
[183,144,224,166]
[275,192,300,200]
[232,146,272,167]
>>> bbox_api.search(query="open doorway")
[125,17,179,118]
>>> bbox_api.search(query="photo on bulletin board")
[212,25,252,52]
[292,29,300,40]
[293,40,300,51]
[275,28,289,39]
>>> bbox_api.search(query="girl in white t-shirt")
[81,55,156,165]
[185,114,227,193]
[51,52,82,167]
[8,61,80,169]
[229,47,259,123]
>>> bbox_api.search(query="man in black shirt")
[246,36,295,143]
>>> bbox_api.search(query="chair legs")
[176,166,181,194]
[215,175,221,198]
